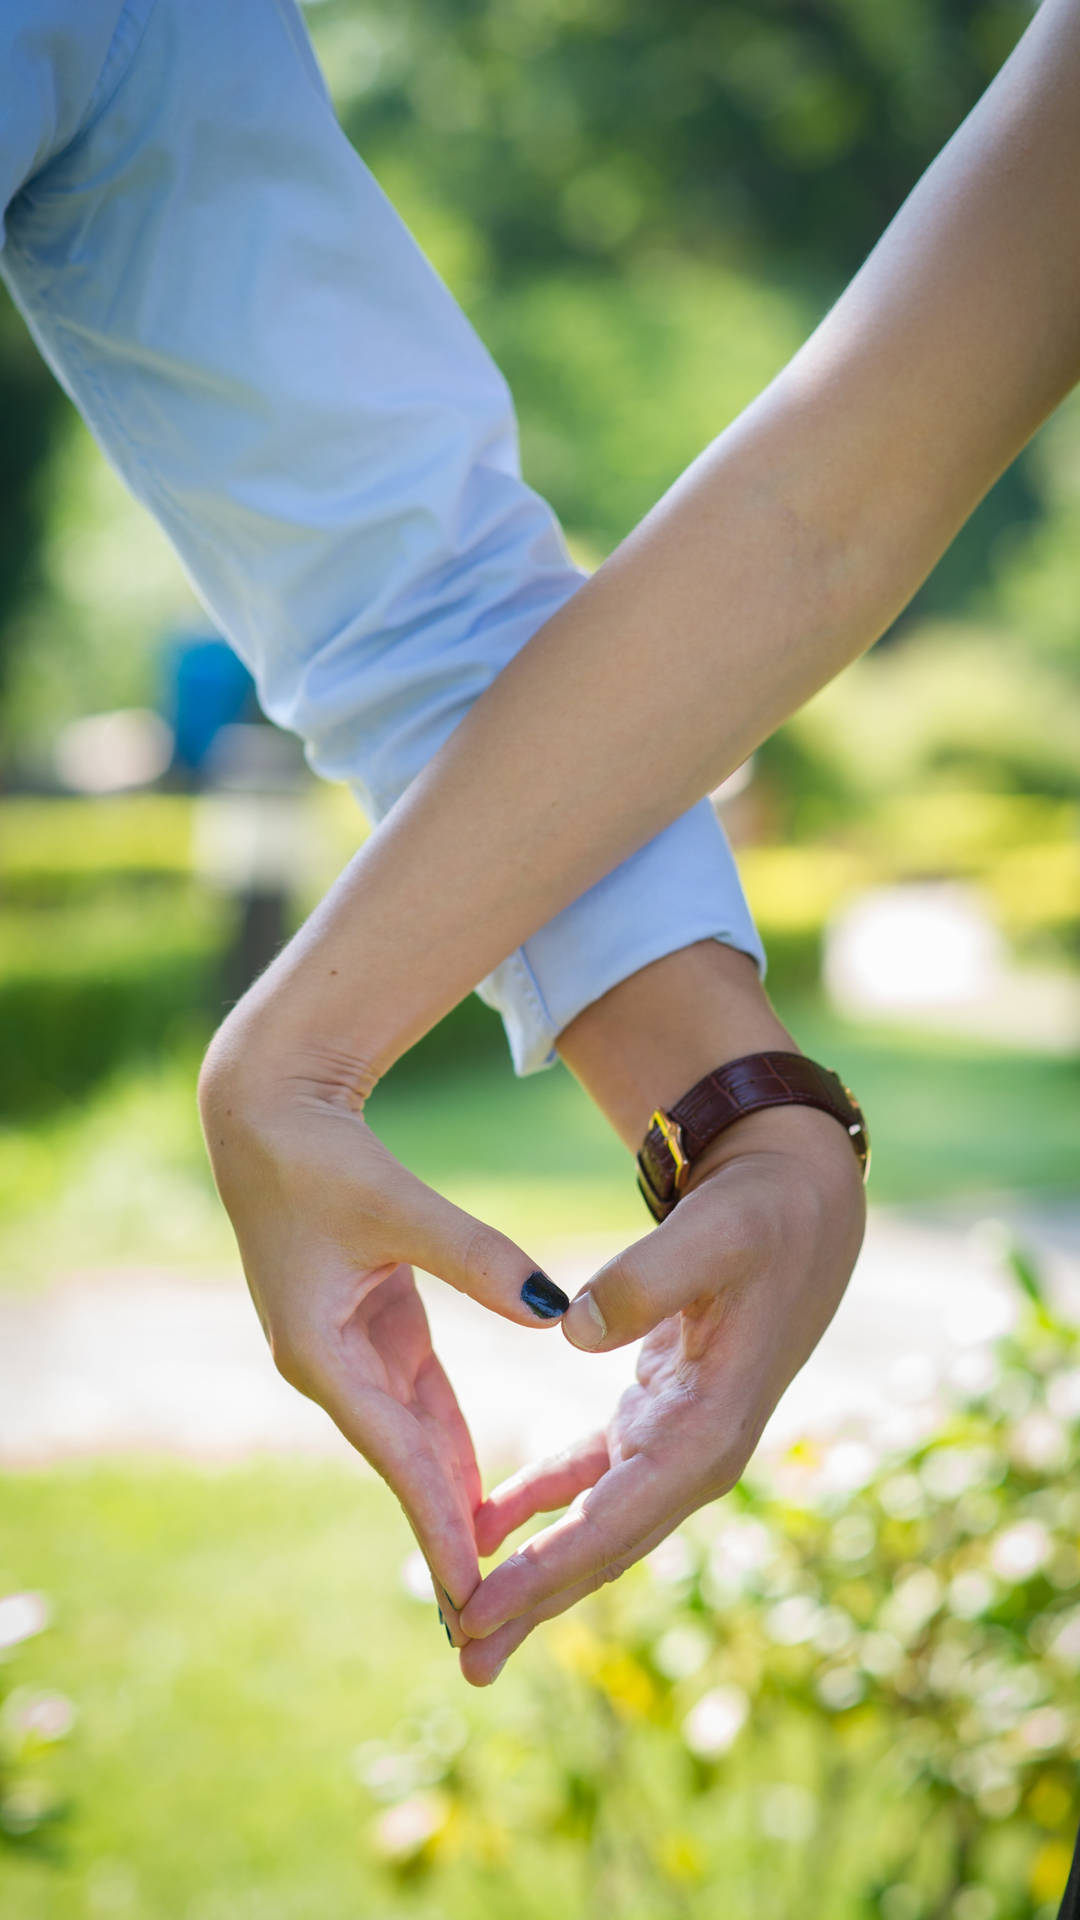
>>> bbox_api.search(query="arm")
[218,0,1080,1092]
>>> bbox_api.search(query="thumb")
[561,1185,749,1351]
[397,1170,570,1329]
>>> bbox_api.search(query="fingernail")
[562,1291,607,1351]
[438,1610,453,1649]
[489,1659,506,1684]
[520,1270,569,1320]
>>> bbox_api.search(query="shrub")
[362,1245,1080,1919]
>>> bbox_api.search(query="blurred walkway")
[1,1197,1078,1476]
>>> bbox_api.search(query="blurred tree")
[313,0,1034,281]
[0,0,1057,744]
[0,291,68,715]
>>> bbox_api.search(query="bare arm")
[218,0,1080,1089]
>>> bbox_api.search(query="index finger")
[321,1382,481,1618]
[459,1447,699,1640]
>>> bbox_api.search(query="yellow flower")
[1028,1775,1074,1831]
[596,1652,657,1720]
[657,1831,706,1884]
[1029,1838,1074,1905]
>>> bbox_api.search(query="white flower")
[989,1521,1052,1584]
[4,1689,76,1742]
[820,1441,878,1495]
[709,1520,773,1578]
[1048,1609,1080,1668]
[947,1346,998,1400]
[372,1792,447,1860]
[1010,1413,1069,1472]
[948,1571,996,1620]
[647,1535,694,1586]
[829,1514,876,1563]
[953,1886,997,1920]
[877,1475,925,1522]
[920,1447,997,1501]
[1019,1706,1067,1751]
[1048,1369,1080,1421]
[757,1783,817,1843]
[399,1551,436,1603]
[859,1632,904,1678]
[0,1591,50,1650]
[654,1624,711,1681]
[682,1685,749,1758]
[881,1568,941,1642]
[816,1667,865,1712]
[764,1594,821,1646]
[813,1608,857,1658]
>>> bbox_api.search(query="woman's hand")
[456,1104,865,1682]
[197,1018,568,1624]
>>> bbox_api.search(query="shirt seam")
[79,0,160,145]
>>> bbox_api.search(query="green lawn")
[0,1461,507,1920]
[0,995,1076,1290]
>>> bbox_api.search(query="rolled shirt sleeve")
[0,0,763,1073]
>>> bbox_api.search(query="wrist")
[557,939,790,1151]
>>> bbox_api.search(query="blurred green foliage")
[355,1247,1080,1920]
[313,0,1032,280]
[1,0,1074,759]
[4,1245,1080,1916]
[1,791,1075,1132]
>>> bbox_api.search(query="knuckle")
[268,1326,311,1391]
[462,1217,511,1294]
[599,1552,638,1587]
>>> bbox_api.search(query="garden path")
[1,1198,1078,1476]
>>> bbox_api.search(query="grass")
[0,1460,502,1919]
[0,994,1076,1290]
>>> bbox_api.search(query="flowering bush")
[0,1588,75,1848]
[359,1243,1080,1920]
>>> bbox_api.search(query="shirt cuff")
[475,798,766,1075]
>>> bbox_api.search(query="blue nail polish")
[521,1270,569,1319]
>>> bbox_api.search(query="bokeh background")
[1,1,1078,1915]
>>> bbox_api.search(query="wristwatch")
[636,1050,870,1222]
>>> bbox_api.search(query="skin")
[201,939,864,1657]
[200,0,1080,1672]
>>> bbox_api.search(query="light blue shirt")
[0,0,763,1072]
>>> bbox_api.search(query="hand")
[456,1104,866,1683]
[197,1023,568,1628]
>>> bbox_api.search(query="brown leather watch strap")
[636,1050,870,1222]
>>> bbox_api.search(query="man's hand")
[197,1020,568,1628]
[453,939,867,1682]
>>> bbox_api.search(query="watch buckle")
[651,1107,690,1195]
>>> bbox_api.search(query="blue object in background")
[166,635,256,778]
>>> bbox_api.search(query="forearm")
[555,937,860,1208]
[556,941,790,1150]
[215,0,1080,1085]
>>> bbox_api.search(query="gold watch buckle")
[651,1108,690,1196]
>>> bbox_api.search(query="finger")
[320,1379,481,1618]
[394,1164,571,1331]
[460,1447,701,1641]
[560,1177,759,1352]
[459,1509,689,1687]
[416,1349,484,1522]
[474,1432,609,1557]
